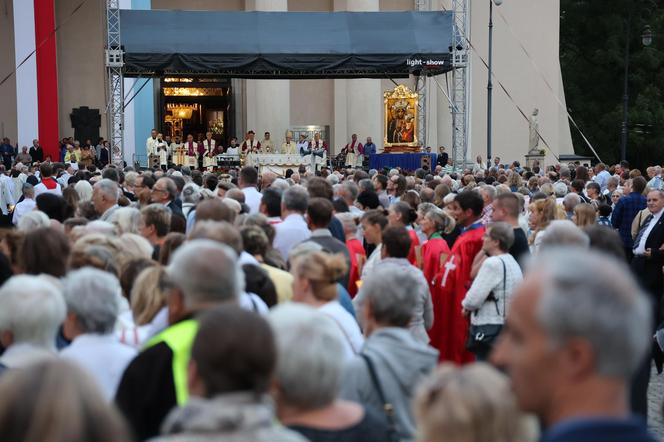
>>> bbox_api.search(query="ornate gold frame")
[384,84,419,150]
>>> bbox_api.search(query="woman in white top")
[359,209,388,280]
[462,222,523,361]
[291,251,364,360]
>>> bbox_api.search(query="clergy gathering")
[1,0,664,441]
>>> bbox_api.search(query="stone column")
[333,0,382,154]
[245,0,290,144]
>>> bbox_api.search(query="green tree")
[560,0,664,169]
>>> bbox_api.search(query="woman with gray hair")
[0,275,66,370]
[60,268,137,400]
[181,182,201,219]
[108,206,142,234]
[269,304,390,441]
[462,222,523,361]
[341,264,439,442]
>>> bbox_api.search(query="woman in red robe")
[418,210,452,290]
[387,202,420,266]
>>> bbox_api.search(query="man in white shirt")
[632,189,664,258]
[146,128,158,157]
[92,178,120,221]
[226,137,240,155]
[274,186,311,260]
[60,268,137,400]
[239,166,262,214]
[12,183,36,226]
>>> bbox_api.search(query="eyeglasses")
[152,187,167,193]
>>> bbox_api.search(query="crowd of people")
[0,143,660,442]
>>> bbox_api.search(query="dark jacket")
[541,417,656,442]
[29,146,43,162]
[612,192,647,248]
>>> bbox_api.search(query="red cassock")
[421,237,450,291]
[407,229,421,267]
[346,238,366,298]
[430,226,485,363]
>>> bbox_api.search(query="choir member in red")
[431,191,486,364]
[418,209,452,292]
[387,202,420,266]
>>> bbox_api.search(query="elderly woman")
[269,304,390,441]
[156,306,306,442]
[60,268,137,400]
[0,275,65,370]
[108,207,142,234]
[462,223,523,361]
[75,179,93,203]
[343,264,439,442]
[417,206,452,291]
[414,363,534,442]
[290,250,363,359]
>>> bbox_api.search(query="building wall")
[288,0,332,10]
[467,0,573,165]
[379,0,413,11]
[152,0,244,10]
[55,0,106,140]
[0,0,17,142]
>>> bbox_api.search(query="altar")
[369,153,437,171]
[245,152,327,175]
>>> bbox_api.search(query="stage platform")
[369,153,438,171]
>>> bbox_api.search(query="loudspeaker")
[149,154,160,169]
[421,155,432,170]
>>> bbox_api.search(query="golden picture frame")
[384,84,419,150]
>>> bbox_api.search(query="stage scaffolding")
[450,0,470,169]
[105,0,124,166]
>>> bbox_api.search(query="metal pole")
[620,11,632,162]
[487,0,494,165]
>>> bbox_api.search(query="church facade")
[0,0,573,165]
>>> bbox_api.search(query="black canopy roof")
[119,10,454,78]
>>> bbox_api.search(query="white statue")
[528,108,540,154]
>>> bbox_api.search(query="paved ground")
[649,363,664,440]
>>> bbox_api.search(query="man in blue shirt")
[363,136,376,156]
[593,162,612,192]
[492,249,656,442]
[612,176,647,260]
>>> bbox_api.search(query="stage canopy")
[119,10,454,79]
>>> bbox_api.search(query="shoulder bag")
[465,257,506,352]
[360,353,400,442]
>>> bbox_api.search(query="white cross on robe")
[441,255,457,287]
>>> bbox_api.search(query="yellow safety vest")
[144,319,199,406]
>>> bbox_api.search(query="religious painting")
[384,85,419,149]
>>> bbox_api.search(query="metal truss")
[106,0,124,166]
[451,0,470,170]
[415,0,430,148]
